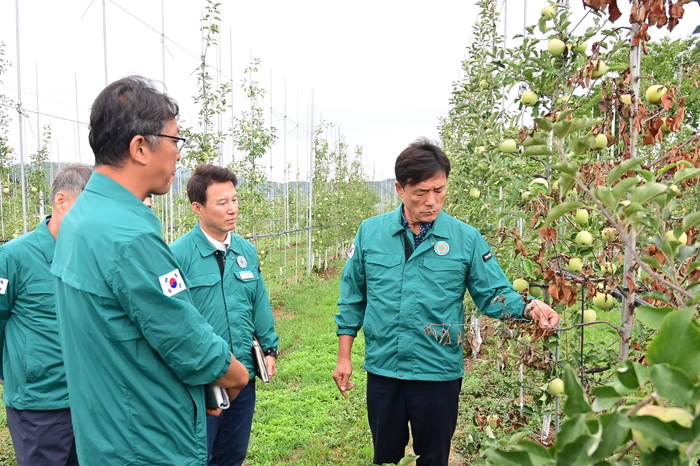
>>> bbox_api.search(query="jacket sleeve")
[0,249,17,380]
[465,232,527,320]
[111,233,231,386]
[335,226,367,337]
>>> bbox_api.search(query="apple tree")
[441,0,700,463]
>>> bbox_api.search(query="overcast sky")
[0,1,696,182]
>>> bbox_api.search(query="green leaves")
[563,365,592,417]
[545,201,583,226]
[647,310,700,381]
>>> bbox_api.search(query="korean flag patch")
[159,269,187,297]
[0,278,7,295]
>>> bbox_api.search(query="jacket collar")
[192,223,243,257]
[390,204,450,239]
[35,217,55,263]
[85,173,162,235]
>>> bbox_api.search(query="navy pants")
[367,373,462,466]
[6,407,79,466]
[207,378,256,466]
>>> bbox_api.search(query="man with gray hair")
[0,163,92,466]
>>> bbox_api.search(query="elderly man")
[171,164,279,466]
[51,76,249,465]
[0,164,92,466]
[332,138,560,466]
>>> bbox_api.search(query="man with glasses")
[51,76,249,465]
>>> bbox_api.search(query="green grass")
[248,264,374,465]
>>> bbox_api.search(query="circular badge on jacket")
[237,256,248,268]
[434,241,450,256]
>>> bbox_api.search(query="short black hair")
[395,138,450,187]
[187,164,238,205]
[88,76,179,168]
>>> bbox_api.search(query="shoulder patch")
[159,269,187,297]
[347,244,356,259]
[0,278,7,295]
[482,251,493,262]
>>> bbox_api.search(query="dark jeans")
[207,378,256,466]
[6,407,79,466]
[366,372,462,466]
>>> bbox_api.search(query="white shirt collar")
[202,229,230,252]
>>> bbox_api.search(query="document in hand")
[252,337,270,384]
[205,384,230,410]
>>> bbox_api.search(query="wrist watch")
[264,348,279,359]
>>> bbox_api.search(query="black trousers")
[6,407,79,466]
[366,372,462,466]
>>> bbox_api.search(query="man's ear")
[53,191,72,215]
[128,135,150,166]
[395,181,404,199]
[191,202,203,217]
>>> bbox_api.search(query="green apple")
[592,292,614,311]
[573,41,588,53]
[513,278,529,292]
[475,146,486,153]
[666,230,688,244]
[1,187,8,194]
[591,59,607,79]
[488,414,499,430]
[619,200,632,208]
[602,227,618,242]
[479,79,488,89]
[552,179,560,190]
[30,186,38,193]
[530,178,549,190]
[645,85,667,105]
[620,94,632,105]
[546,378,564,396]
[582,309,597,323]
[469,188,481,198]
[521,91,538,106]
[566,257,583,273]
[573,209,589,225]
[576,230,594,247]
[499,139,518,153]
[601,262,617,276]
[548,39,566,57]
[529,286,543,298]
[593,134,608,149]
[521,190,532,200]
[660,118,671,133]
[541,5,555,18]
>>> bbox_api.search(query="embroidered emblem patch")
[434,241,450,256]
[348,244,355,259]
[482,251,493,262]
[0,278,8,295]
[237,256,248,268]
[159,269,186,296]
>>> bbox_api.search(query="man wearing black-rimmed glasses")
[51,76,249,465]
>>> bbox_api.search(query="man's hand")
[225,386,243,402]
[527,300,560,330]
[265,356,277,379]
[332,360,355,398]
[206,407,223,417]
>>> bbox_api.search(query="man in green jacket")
[51,76,249,466]
[332,138,560,466]
[171,164,279,466]
[0,164,92,466]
